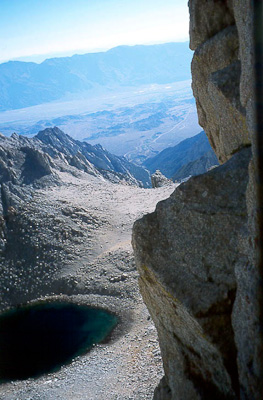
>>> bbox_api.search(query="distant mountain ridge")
[143,131,219,179]
[36,127,150,187]
[0,42,192,111]
[172,150,219,181]
[0,127,151,195]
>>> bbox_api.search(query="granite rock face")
[189,0,251,163]
[190,1,261,398]
[231,2,261,399]
[133,148,250,399]
[189,0,235,51]
[133,1,261,399]
[191,24,250,163]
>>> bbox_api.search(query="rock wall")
[132,1,262,398]
[190,1,250,163]
[133,148,250,399]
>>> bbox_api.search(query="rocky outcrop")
[133,1,261,399]
[20,146,54,184]
[133,148,250,399]
[191,24,249,163]
[151,170,172,188]
[0,134,60,192]
[189,0,235,50]
[190,1,261,399]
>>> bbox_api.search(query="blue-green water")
[0,302,118,382]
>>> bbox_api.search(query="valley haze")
[0,42,200,164]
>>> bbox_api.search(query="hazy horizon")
[0,0,189,64]
[0,40,190,65]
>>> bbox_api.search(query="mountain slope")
[143,131,218,178]
[0,42,192,111]
[36,127,150,187]
[172,150,219,181]
[0,127,151,212]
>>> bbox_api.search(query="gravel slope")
[0,170,177,400]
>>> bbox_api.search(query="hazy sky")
[0,0,189,63]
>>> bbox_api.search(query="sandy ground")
[0,170,177,400]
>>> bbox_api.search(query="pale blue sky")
[0,0,189,63]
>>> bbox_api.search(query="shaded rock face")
[190,1,261,399]
[0,134,59,191]
[189,0,235,50]
[133,1,261,399]
[133,148,250,399]
[20,146,54,184]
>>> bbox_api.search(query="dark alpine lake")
[0,302,117,382]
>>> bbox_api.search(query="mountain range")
[143,131,219,179]
[0,127,151,204]
[0,42,192,111]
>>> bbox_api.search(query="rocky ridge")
[0,127,151,195]
[36,127,151,187]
